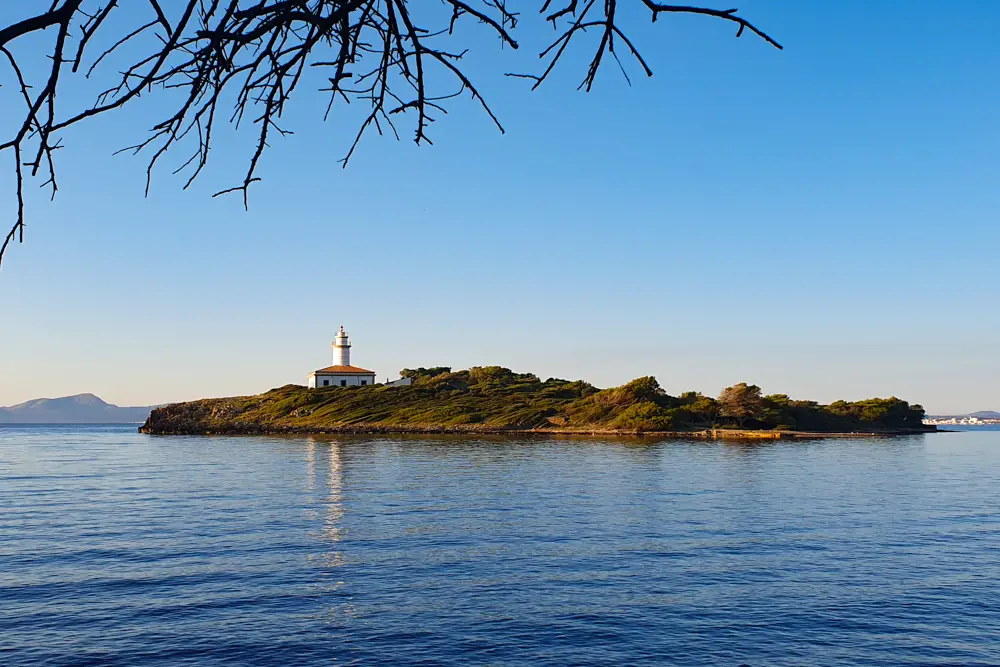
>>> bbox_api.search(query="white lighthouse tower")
[333,325,351,366]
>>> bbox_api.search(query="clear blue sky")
[1,1,997,413]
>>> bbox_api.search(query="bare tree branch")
[0,1,780,268]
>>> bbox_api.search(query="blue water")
[2,426,999,666]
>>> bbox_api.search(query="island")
[140,366,934,438]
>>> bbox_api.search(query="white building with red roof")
[307,326,377,389]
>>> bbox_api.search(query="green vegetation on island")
[140,367,931,436]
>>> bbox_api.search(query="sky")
[0,1,998,414]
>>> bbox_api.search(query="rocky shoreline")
[139,420,937,439]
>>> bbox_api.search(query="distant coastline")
[923,412,1000,426]
[140,367,934,438]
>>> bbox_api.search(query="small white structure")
[308,326,377,389]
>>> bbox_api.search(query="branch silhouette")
[0,1,780,267]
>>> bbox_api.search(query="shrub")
[609,403,673,432]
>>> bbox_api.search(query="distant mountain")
[0,394,156,424]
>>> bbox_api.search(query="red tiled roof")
[311,365,376,375]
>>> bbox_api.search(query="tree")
[718,382,765,428]
[0,2,781,267]
[400,367,452,380]
[677,391,720,428]
[826,397,926,429]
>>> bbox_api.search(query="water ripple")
[2,426,999,666]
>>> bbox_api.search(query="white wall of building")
[311,374,375,388]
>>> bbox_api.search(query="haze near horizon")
[1,1,997,414]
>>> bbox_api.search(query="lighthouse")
[333,325,351,366]
[307,325,377,388]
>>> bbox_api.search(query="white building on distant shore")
[307,326,377,388]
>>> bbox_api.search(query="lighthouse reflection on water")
[306,438,345,567]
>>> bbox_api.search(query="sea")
[2,425,999,666]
